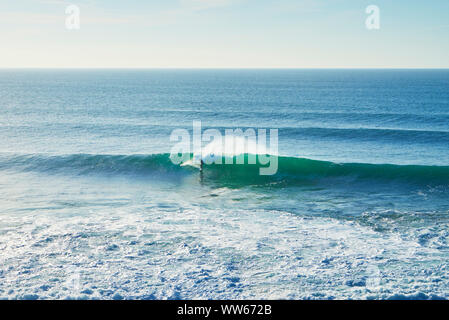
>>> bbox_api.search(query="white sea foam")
[0,171,448,300]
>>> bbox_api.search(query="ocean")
[0,69,448,299]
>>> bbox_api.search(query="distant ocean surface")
[0,69,448,300]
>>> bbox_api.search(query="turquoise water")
[0,69,448,299]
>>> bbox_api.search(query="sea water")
[0,69,448,299]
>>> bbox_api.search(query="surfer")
[199,160,204,183]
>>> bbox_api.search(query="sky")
[0,0,448,68]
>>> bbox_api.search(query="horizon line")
[1,67,449,70]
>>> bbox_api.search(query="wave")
[276,156,449,186]
[279,127,449,145]
[0,154,184,176]
[1,153,448,188]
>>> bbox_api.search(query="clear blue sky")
[1,0,448,68]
